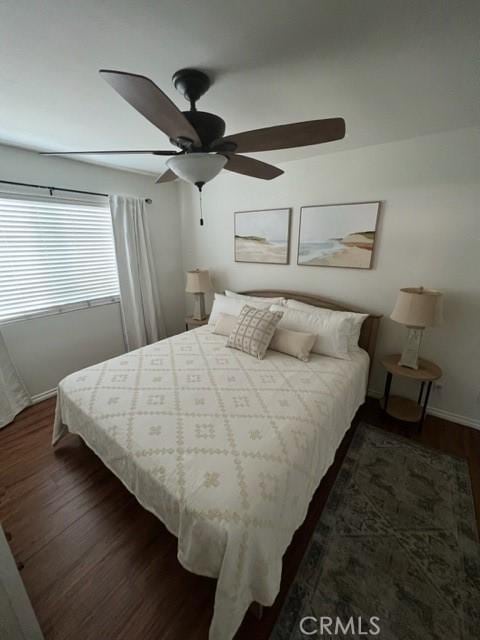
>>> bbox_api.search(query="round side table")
[185,315,210,331]
[381,354,442,431]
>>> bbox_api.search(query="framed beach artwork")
[297,201,380,269]
[234,208,291,264]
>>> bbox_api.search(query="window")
[0,192,120,323]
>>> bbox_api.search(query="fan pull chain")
[195,181,205,226]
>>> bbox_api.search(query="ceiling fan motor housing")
[180,111,226,150]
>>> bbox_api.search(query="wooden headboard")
[240,290,382,374]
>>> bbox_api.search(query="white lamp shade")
[390,287,443,328]
[167,153,227,186]
[185,269,213,293]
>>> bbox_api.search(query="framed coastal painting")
[234,208,291,264]
[297,201,380,269]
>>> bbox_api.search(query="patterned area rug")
[270,424,480,640]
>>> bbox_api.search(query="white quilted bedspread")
[53,326,368,639]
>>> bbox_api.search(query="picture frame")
[234,208,291,265]
[297,201,380,269]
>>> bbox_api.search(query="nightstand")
[185,315,210,331]
[381,354,442,431]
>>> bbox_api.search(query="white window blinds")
[0,192,120,323]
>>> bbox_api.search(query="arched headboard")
[240,290,382,374]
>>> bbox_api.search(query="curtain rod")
[0,179,152,204]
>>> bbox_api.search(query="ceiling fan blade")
[156,169,177,184]
[224,154,283,180]
[99,69,201,146]
[217,118,345,153]
[40,150,178,156]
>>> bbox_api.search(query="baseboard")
[424,407,480,431]
[367,388,480,431]
[31,388,57,404]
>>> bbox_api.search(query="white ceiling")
[0,0,478,176]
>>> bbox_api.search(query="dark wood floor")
[1,396,479,640]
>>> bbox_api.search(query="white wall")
[180,127,480,428]
[0,143,185,398]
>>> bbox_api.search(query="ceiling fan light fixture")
[167,153,227,187]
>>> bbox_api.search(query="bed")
[52,290,381,640]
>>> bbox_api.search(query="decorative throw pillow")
[215,314,316,361]
[226,305,283,359]
[208,293,274,326]
[285,299,368,352]
[270,304,351,360]
[213,313,238,337]
[269,328,316,362]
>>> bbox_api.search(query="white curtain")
[0,330,31,428]
[109,195,166,351]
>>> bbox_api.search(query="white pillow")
[270,304,351,360]
[225,290,286,306]
[208,293,272,325]
[212,313,238,336]
[285,299,368,352]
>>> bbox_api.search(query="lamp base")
[399,326,424,369]
[192,292,206,321]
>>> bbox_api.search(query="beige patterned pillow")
[226,305,283,359]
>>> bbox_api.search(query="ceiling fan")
[42,68,346,190]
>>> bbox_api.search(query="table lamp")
[390,287,443,369]
[185,269,213,321]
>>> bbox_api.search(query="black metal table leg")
[419,381,433,432]
[417,381,425,405]
[383,372,393,413]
